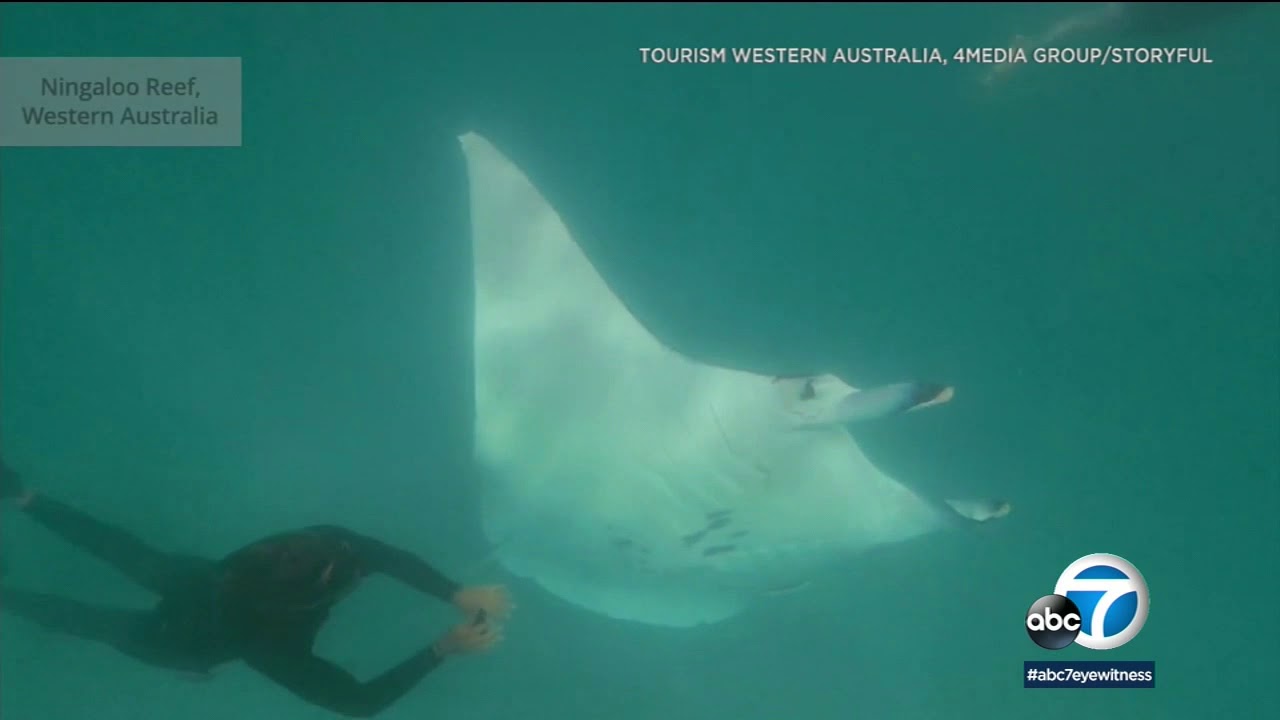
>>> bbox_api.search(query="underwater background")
[1,3,1276,719]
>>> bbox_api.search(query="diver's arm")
[243,644,445,719]
[313,525,461,602]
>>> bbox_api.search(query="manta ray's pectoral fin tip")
[917,384,954,409]
[944,498,1012,523]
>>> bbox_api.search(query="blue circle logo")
[1053,553,1149,651]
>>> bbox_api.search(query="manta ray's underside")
[456,131,1009,627]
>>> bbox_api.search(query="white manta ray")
[457,131,1010,628]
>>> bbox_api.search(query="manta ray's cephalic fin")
[824,382,1013,526]
[829,382,955,424]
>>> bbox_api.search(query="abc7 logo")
[1025,595,1083,650]
[1026,553,1149,651]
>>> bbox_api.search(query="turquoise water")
[2,4,1276,719]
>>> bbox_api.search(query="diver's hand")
[432,620,502,658]
[452,585,513,624]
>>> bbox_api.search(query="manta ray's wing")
[459,132,753,625]
[458,132,672,366]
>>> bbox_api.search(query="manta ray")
[456,131,1010,628]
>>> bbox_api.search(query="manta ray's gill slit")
[608,535,659,574]
[702,544,737,557]
[612,536,653,555]
[606,522,641,553]
[761,581,812,597]
[681,529,708,547]
[680,508,744,555]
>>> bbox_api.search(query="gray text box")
[0,57,241,147]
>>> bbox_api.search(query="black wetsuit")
[1,494,461,718]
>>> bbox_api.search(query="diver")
[0,460,511,718]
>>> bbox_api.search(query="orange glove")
[451,585,514,624]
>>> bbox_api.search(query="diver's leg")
[16,493,198,595]
[0,586,206,672]
[3,461,209,595]
[0,587,167,663]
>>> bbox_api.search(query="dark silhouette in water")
[1115,2,1260,36]
[981,2,1267,88]
[0,460,512,717]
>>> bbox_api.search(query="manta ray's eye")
[801,379,816,401]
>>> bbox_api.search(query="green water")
[2,4,1276,719]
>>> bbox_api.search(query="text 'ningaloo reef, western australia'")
[24,76,219,127]
[0,57,242,147]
